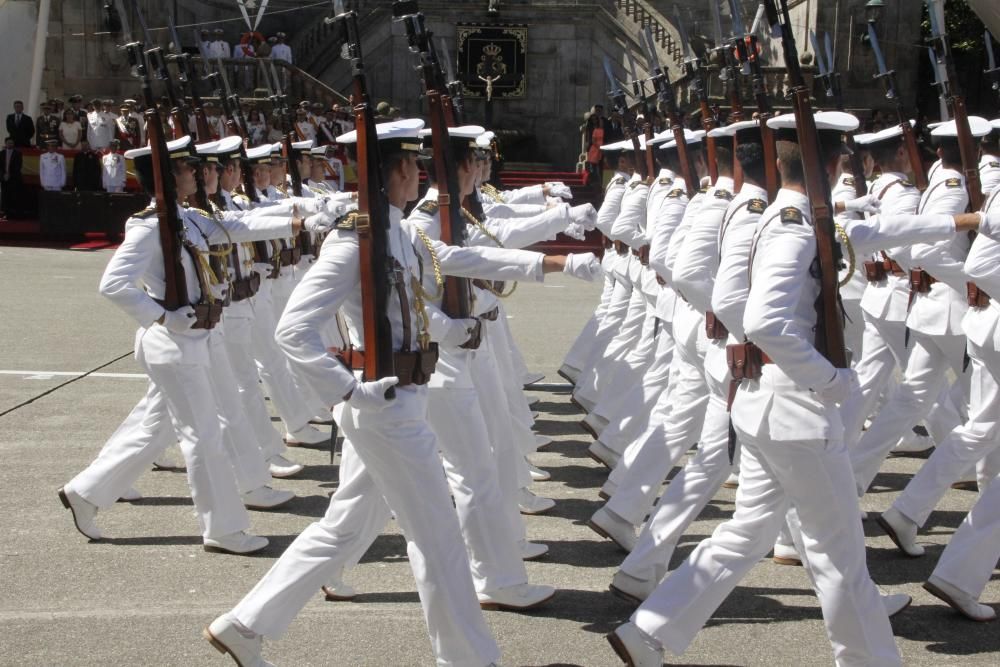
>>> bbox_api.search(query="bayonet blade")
[625,48,640,85]
[868,23,889,76]
[809,31,827,75]
[927,46,942,86]
[750,3,765,38]
[132,0,154,47]
[438,37,457,82]
[824,32,835,73]
[642,26,662,73]
[269,60,284,96]
[113,0,133,44]
[728,0,746,37]
[710,1,724,46]
[673,5,695,64]
[925,0,944,40]
[987,31,997,71]
[334,0,346,15]
[218,58,233,96]
[258,57,275,96]
[603,56,622,96]
[168,13,182,53]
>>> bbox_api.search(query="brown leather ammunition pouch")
[191,302,225,330]
[332,343,440,387]
[279,247,302,267]
[231,273,261,302]
[639,244,650,266]
[967,282,991,308]
[726,342,771,382]
[613,240,627,256]
[909,269,936,294]
[705,312,729,341]
[480,306,500,321]
[864,260,887,283]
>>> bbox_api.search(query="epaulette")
[612,176,627,186]
[629,180,646,189]
[842,176,855,187]
[186,206,212,218]
[666,188,685,199]
[747,198,767,214]
[714,189,734,201]
[132,206,157,219]
[658,176,674,186]
[945,177,962,188]
[780,207,803,225]
[900,179,915,188]
[699,185,710,194]
[990,161,1000,169]
[232,193,250,204]
[417,199,439,216]
[335,212,359,231]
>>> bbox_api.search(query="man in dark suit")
[73,139,103,191]
[1,137,24,217]
[6,101,35,148]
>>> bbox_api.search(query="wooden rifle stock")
[738,34,778,199]
[765,0,847,369]
[951,96,985,211]
[900,121,928,191]
[699,98,719,183]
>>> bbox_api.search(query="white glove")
[440,318,479,347]
[563,221,587,240]
[303,212,336,233]
[161,306,196,333]
[546,182,573,200]
[569,203,597,230]
[843,194,880,214]
[563,252,603,282]
[815,368,858,405]
[346,376,400,412]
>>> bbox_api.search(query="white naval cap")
[854,120,916,146]
[336,117,424,145]
[123,135,193,161]
[310,145,332,157]
[419,124,487,149]
[599,139,634,151]
[931,116,993,139]
[662,129,705,150]
[476,130,496,149]
[245,144,273,164]
[707,119,760,139]
[992,118,1000,131]
[196,135,243,162]
[766,111,860,133]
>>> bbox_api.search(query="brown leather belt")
[480,306,500,321]
[330,344,440,388]
[705,312,729,341]
[967,282,991,308]
[865,258,905,283]
[154,300,224,330]
[231,274,261,302]
[726,342,772,381]
[613,240,628,256]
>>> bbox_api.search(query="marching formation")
[46,0,1000,665]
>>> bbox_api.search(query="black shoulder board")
[900,179,914,188]
[133,206,157,219]
[335,212,358,230]
[666,188,684,199]
[714,189,734,201]
[629,180,644,189]
[699,185,710,194]
[843,176,855,186]
[658,176,674,186]
[945,177,962,188]
[747,198,766,214]
[780,207,803,225]
[613,176,627,185]
[417,200,439,215]
[990,161,1000,169]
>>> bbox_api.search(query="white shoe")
[310,412,335,425]
[607,622,664,667]
[203,531,269,555]
[478,583,556,611]
[58,487,102,540]
[588,441,620,469]
[557,364,580,384]
[610,569,657,605]
[589,507,636,552]
[534,434,553,451]
[523,372,545,387]
[267,454,304,478]
[877,507,925,557]
[924,575,997,621]
[204,614,274,666]
[772,542,802,566]
[518,488,555,515]
[881,592,912,618]
[322,580,359,601]
[528,463,551,481]
[242,486,295,510]
[520,540,549,560]
[722,472,740,489]
[891,430,934,455]
[284,424,329,446]
[118,486,142,502]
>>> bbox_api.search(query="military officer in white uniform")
[39,139,66,191]
[101,143,126,192]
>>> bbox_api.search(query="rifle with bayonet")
[809,30,866,197]
[763,0,847,369]
[393,0,475,325]
[624,46,655,180]
[711,0,744,188]
[603,57,646,180]
[925,0,983,211]
[987,31,1000,103]
[166,14,211,142]
[211,58,245,140]
[330,0,397,395]
[132,8,187,140]
[731,1,778,198]
[675,4,719,182]
[866,21,928,191]
[436,37,465,125]
[116,0,188,311]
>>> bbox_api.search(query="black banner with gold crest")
[456,24,527,100]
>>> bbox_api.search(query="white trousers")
[633,430,901,667]
[232,386,500,667]
[894,334,1000,527]
[851,329,968,494]
[621,370,737,580]
[573,266,635,408]
[840,314,908,444]
[591,310,659,422]
[931,467,1000,600]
